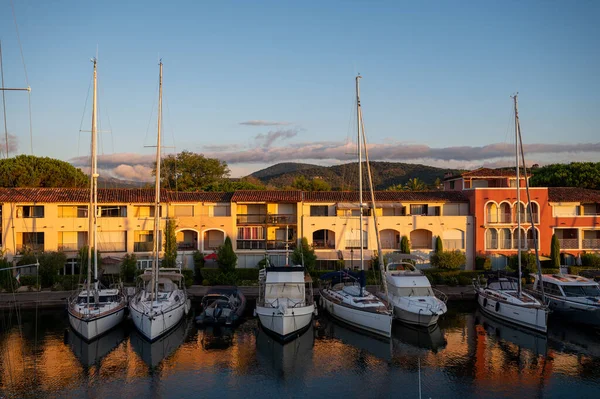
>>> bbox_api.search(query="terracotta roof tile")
[166,191,233,202]
[548,187,600,203]
[231,190,302,202]
[303,191,468,202]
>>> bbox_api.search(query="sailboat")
[129,61,191,341]
[473,94,549,333]
[319,75,393,338]
[68,58,127,341]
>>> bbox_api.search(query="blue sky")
[1,0,598,179]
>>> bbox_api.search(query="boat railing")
[264,297,306,309]
[433,288,448,303]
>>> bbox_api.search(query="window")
[58,205,88,218]
[542,282,562,296]
[211,205,230,217]
[18,232,44,252]
[237,227,265,240]
[310,205,328,217]
[137,259,153,270]
[410,204,428,215]
[134,206,156,218]
[449,181,455,189]
[174,205,194,217]
[17,205,44,218]
[99,206,127,217]
[431,206,441,216]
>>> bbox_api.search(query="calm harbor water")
[1,302,599,399]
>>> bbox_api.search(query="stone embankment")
[0,285,476,309]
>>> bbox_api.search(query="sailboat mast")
[514,94,522,297]
[92,58,99,290]
[356,75,364,271]
[152,61,163,301]
[87,58,97,298]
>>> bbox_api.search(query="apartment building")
[444,168,600,269]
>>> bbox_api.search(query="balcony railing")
[266,240,297,250]
[236,214,267,224]
[177,242,197,251]
[266,214,297,224]
[558,238,579,249]
[443,239,464,250]
[236,240,266,250]
[312,240,336,249]
[345,239,367,249]
[58,243,82,252]
[97,242,127,252]
[512,240,528,250]
[499,239,512,249]
[134,242,153,252]
[486,239,498,249]
[16,243,44,253]
[499,213,512,223]
[582,238,600,249]
[381,241,400,250]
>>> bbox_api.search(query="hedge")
[568,266,600,276]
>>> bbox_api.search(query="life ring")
[483,298,488,308]
[495,302,500,312]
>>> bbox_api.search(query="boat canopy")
[320,269,366,288]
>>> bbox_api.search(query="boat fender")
[495,302,500,312]
[483,298,487,308]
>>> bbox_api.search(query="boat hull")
[256,305,314,340]
[379,292,446,327]
[130,298,190,341]
[476,290,548,333]
[68,305,126,341]
[320,293,392,338]
[545,296,600,326]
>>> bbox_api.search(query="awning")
[538,255,552,261]
[336,202,362,209]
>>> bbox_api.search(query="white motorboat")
[128,61,190,341]
[320,270,392,338]
[378,258,447,327]
[474,94,548,333]
[68,58,126,341]
[475,276,548,333]
[532,273,600,326]
[255,265,315,340]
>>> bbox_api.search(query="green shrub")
[457,275,472,286]
[400,236,410,254]
[568,266,600,276]
[236,268,259,281]
[430,250,466,270]
[435,236,443,253]
[202,279,209,286]
[181,269,194,288]
[120,254,138,283]
[217,237,237,272]
[193,251,205,284]
[581,253,600,268]
[291,237,317,271]
[475,255,491,271]
[508,252,539,274]
[540,268,560,275]
[19,275,39,287]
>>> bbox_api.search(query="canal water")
[0,302,599,398]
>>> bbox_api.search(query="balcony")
[266,240,297,251]
[499,213,512,223]
[345,239,367,249]
[16,243,44,253]
[134,242,153,252]
[582,239,600,249]
[177,242,197,251]
[443,239,464,250]
[499,239,512,250]
[558,239,579,249]
[236,240,266,250]
[313,239,336,249]
[58,243,82,252]
[236,214,267,224]
[266,214,297,225]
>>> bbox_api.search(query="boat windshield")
[488,280,518,291]
[562,285,600,297]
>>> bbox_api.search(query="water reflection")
[67,325,128,367]
[0,305,599,398]
[130,316,192,368]
[255,324,314,377]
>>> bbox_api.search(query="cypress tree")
[550,234,560,268]
[435,236,443,253]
